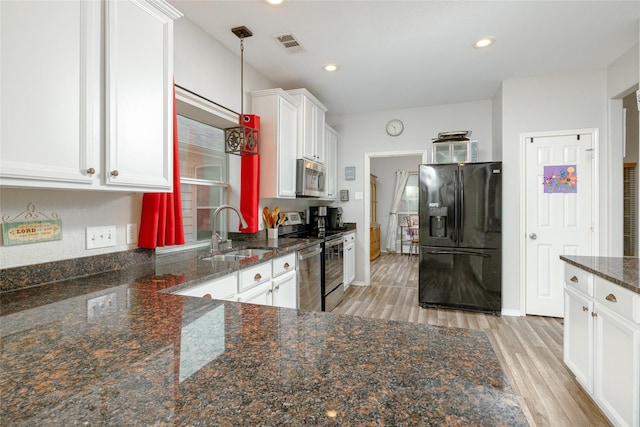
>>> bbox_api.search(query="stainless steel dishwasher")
[297,244,323,312]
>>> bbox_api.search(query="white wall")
[500,69,608,313]
[329,100,493,284]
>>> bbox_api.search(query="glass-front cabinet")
[432,140,478,164]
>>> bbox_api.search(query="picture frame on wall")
[340,190,349,201]
[345,166,356,181]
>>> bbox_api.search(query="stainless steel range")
[280,212,344,312]
[322,232,344,311]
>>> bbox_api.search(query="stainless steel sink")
[201,248,273,262]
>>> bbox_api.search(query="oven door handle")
[298,246,323,260]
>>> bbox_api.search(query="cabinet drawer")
[595,277,640,324]
[272,253,296,278]
[564,263,593,296]
[174,273,236,300]
[239,262,271,293]
[343,232,356,244]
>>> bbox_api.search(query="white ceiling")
[169,0,640,116]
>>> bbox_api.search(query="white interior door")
[525,132,594,317]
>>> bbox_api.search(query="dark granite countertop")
[560,255,640,294]
[1,283,526,426]
[1,227,526,425]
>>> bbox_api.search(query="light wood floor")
[331,253,611,427]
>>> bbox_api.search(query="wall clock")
[386,119,404,137]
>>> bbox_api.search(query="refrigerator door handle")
[453,169,459,243]
[460,168,464,243]
[426,249,491,258]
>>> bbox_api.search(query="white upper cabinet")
[321,125,338,201]
[431,140,478,164]
[104,0,180,190]
[0,0,182,191]
[287,89,328,165]
[250,89,299,199]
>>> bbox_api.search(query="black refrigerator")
[418,162,502,315]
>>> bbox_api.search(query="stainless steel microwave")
[296,159,325,197]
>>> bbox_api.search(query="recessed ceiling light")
[323,64,339,72]
[265,0,284,5]
[473,37,495,49]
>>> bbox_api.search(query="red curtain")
[138,84,185,248]
[240,114,261,233]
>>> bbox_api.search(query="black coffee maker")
[326,207,343,230]
[308,206,327,237]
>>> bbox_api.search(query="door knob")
[529,233,537,240]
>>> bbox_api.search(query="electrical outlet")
[126,223,138,245]
[86,226,116,249]
[87,292,117,320]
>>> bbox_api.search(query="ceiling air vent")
[273,32,305,53]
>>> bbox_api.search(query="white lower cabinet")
[173,273,237,301]
[564,287,594,393]
[271,271,297,309]
[176,253,298,310]
[594,304,640,427]
[343,232,356,288]
[563,263,640,427]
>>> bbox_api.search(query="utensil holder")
[267,228,278,240]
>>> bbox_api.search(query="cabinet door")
[277,97,298,198]
[564,288,594,393]
[272,271,297,309]
[299,96,317,162]
[433,144,451,164]
[0,0,101,187]
[314,106,326,164]
[594,305,640,427]
[321,126,338,200]
[451,142,470,163]
[237,283,272,306]
[104,0,174,190]
[174,273,237,301]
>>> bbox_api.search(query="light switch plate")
[86,226,116,249]
[126,223,138,245]
[355,192,363,200]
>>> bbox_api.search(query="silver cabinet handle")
[254,273,262,281]
[529,233,537,240]
[605,294,617,303]
[582,306,588,312]
[86,167,95,175]
[570,276,579,283]
[283,262,290,269]
[111,170,119,177]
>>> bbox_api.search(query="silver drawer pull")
[582,306,588,312]
[605,293,617,303]
[591,312,598,317]
[254,273,262,281]
[570,276,579,283]
[283,262,290,269]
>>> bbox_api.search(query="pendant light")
[225,26,259,156]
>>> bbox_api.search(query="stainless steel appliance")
[326,207,343,230]
[419,162,502,314]
[297,243,323,312]
[323,233,344,311]
[296,159,326,198]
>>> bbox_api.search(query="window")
[177,114,229,246]
[398,172,419,216]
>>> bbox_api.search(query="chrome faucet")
[211,204,248,253]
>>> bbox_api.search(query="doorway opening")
[363,150,428,286]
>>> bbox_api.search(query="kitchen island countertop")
[1,243,527,426]
[560,255,639,294]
